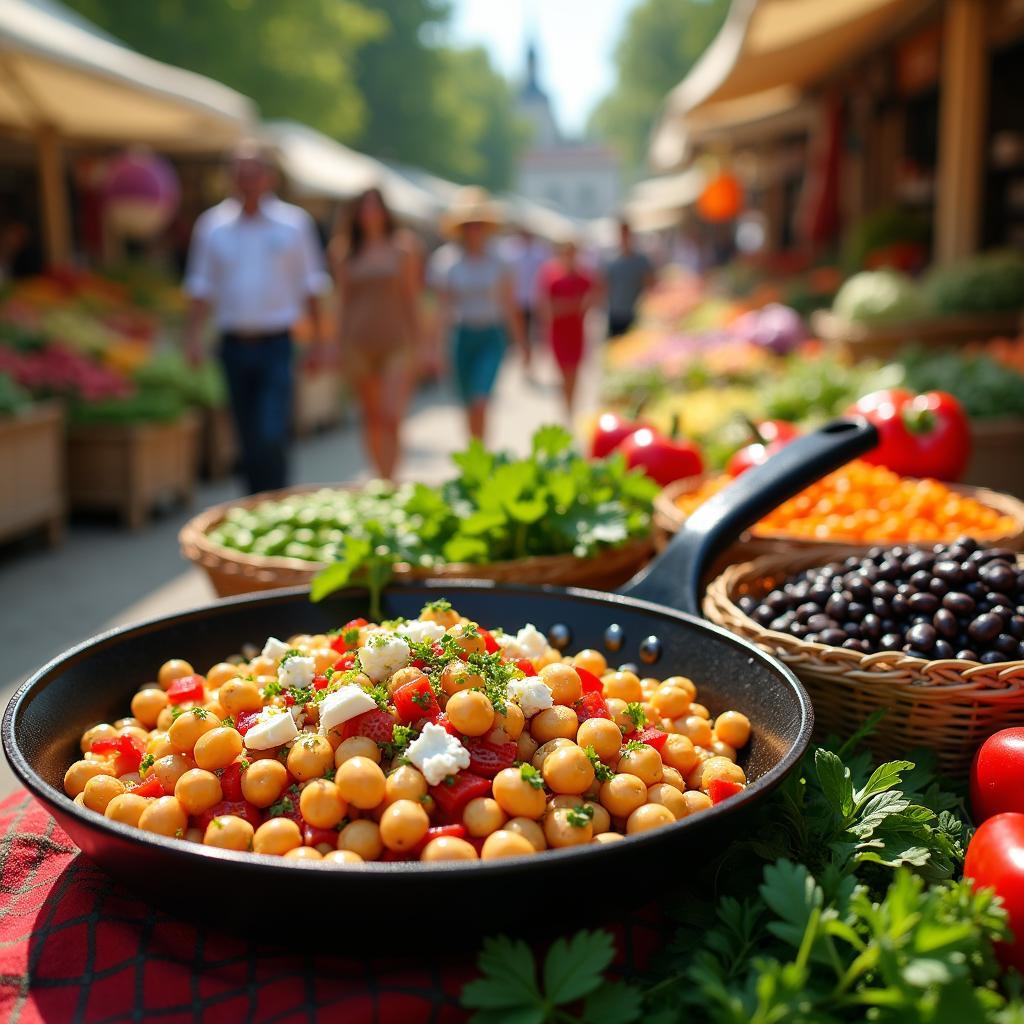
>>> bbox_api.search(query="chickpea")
[310,647,337,674]
[183,827,204,844]
[151,753,193,793]
[617,745,663,786]
[439,661,483,696]
[573,649,607,676]
[715,710,751,749]
[174,769,223,815]
[663,675,697,700]
[543,745,595,795]
[336,756,386,810]
[651,684,691,719]
[240,758,287,808]
[337,819,383,861]
[287,735,334,782]
[492,766,547,818]
[387,666,425,695]
[544,808,593,848]
[530,706,579,744]
[602,671,642,703]
[576,718,622,762]
[447,623,486,656]
[701,757,746,791]
[503,817,547,851]
[156,707,176,732]
[464,797,507,838]
[710,739,737,762]
[492,702,525,741]
[421,836,478,861]
[691,703,711,721]
[539,663,582,706]
[139,796,188,838]
[130,689,168,729]
[114,715,141,730]
[218,678,262,717]
[685,761,707,790]
[80,723,118,754]
[284,845,323,862]
[421,603,460,628]
[168,708,220,754]
[73,793,86,807]
[481,829,536,859]
[82,774,125,814]
[119,726,150,751]
[191,727,243,772]
[675,715,713,748]
[104,793,149,827]
[531,737,574,771]
[661,734,699,774]
[683,790,713,815]
[661,766,687,792]
[205,662,239,689]
[335,736,381,766]
[203,814,254,851]
[253,817,302,856]
[145,733,174,760]
[627,803,675,834]
[64,759,113,797]
[324,849,365,865]
[446,690,495,737]
[119,772,142,789]
[247,656,276,677]
[593,831,624,845]
[385,765,428,804]
[379,799,429,852]
[647,782,688,820]
[599,774,647,817]
[516,732,538,763]
[605,697,632,731]
[300,779,347,829]
[158,659,195,689]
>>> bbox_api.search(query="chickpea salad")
[64,600,752,864]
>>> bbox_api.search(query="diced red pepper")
[576,667,603,693]
[128,775,165,798]
[195,799,262,832]
[330,618,368,653]
[333,652,358,673]
[706,778,745,805]
[410,824,468,857]
[574,692,612,722]
[219,762,245,802]
[381,848,415,862]
[313,673,330,691]
[235,710,261,736]
[479,628,500,654]
[165,674,206,705]
[283,692,296,707]
[429,712,462,737]
[392,676,439,723]
[91,734,144,773]
[429,771,492,821]
[462,737,518,778]
[303,824,339,849]
[623,726,668,751]
[340,708,397,744]
[515,659,537,677]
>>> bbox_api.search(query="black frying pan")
[3,419,877,937]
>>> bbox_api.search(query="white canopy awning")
[650,0,933,169]
[499,193,579,243]
[0,0,255,146]
[620,167,706,232]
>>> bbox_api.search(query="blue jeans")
[451,324,506,403]
[220,331,293,494]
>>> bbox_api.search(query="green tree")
[589,0,729,178]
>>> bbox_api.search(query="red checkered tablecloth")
[0,792,663,1023]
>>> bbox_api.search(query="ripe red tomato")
[590,412,646,459]
[618,428,703,487]
[727,421,801,477]
[964,812,1024,972]
[971,728,1024,823]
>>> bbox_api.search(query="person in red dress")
[537,239,596,414]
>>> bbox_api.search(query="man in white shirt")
[184,145,329,494]
[500,225,549,346]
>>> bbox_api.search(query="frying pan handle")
[618,417,879,615]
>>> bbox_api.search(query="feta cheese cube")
[404,722,471,785]
[243,707,299,750]
[278,655,315,690]
[497,623,548,662]
[262,636,291,662]
[507,677,554,718]
[318,684,379,736]
[397,619,447,645]
[358,634,411,682]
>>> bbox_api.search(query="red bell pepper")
[312,673,330,691]
[333,652,358,673]
[706,778,745,805]
[462,737,518,777]
[429,771,492,821]
[340,708,397,744]
[218,762,245,802]
[970,728,1024,824]
[590,411,647,459]
[574,692,612,722]
[623,726,668,751]
[965,812,1024,973]
[165,674,206,705]
[330,618,368,654]
[479,628,500,654]
[303,824,339,849]
[727,420,801,477]
[392,676,439,723]
[429,712,462,737]
[575,667,603,693]
[91,734,144,774]
[847,388,971,481]
[128,775,165,798]
[618,417,704,487]
[235,710,261,736]
[515,659,537,677]
[411,823,467,856]
[195,799,262,832]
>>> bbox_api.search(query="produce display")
[901,347,1024,420]
[674,461,1018,545]
[832,268,926,325]
[63,600,751,862]
[0,371,29,417]
[925,250,1024,315]
[739,537,1024,662]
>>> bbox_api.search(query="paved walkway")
[0,348,600,795]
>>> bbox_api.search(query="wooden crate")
[292,366,343,437]
[962,418,1024,500]
[66,411,199,529]
[0,401,64,547]
[198,405,237,480]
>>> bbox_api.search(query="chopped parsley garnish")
[289,686,313,706]
[624,702,647,731]
[276,747,291,762]
[343,627,361,647]
[239,759,250,771]
[262,680,283,699]
[366,684,390,711]
[423,599,452,614]
[139,753,155,773]
[212,817,225,829]
[323,767,336,782]
[566,804,595,828]
[221,715,235,729]
[584,745,615,782]
[191,707,209,720]
[379,724,417,760]
[279,648,304,664]
[323,666,336,681]
[622,739,646,754]
[301,735,320,750]
[170,705,185,721]
[175,828,185,839]
[267,796,294,818]
[411,690,432,710]
[520,763,545,789]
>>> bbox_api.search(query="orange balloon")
[697,173,743,222]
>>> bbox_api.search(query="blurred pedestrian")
[429,187,527,441]
[604,219,654,338]
[184,143,329,495]
[538,238,596,415]
[500,224,549,374]
[331,187,421,481]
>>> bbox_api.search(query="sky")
[447,0,640,137]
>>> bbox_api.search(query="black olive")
[770,616,795,632]
[876,560,901,581]
[933,639,955,660]
[806,613,835,632]
[904,648,934,659]
[928,578,950,598]
[860,613,882,639]
[907,623,937,651]
[764,590,790,610]
[955,536,979,554]
[980,651,1006,664]
[818,628,847,647]
[880,633,904,650]
[908,592,939,614]
[891,593,910,618]
[842,638,869,652]
[847,602,868,622]
[909,570,932,591]
[790,624,809,639]
[960,561,979,582]
[995,633,1020,656]
[968,613,1003,644]
[847,577,872,603]
[753,606,776,626]
[943,592,976,617]
[825,594,849,620]
[738,595,757,614]
[933,608,958,639]
[873,581,898,601]
[956,649,979,662]
[934,560,964,583]
[795,602,820,623]
[904,551,935,572]
[965,581,987,599]
[866,546,885,561]
[1010,616,1024,640]
[982,563,1018,595]
[990,604,1014,623]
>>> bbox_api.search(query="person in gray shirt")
[604,219,654,338]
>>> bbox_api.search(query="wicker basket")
[654,474,1024,561]
[180,484,655,597]
[705,548,1024,775]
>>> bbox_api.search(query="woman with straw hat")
[429,186,527,440]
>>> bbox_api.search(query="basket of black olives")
[705,536,1024,773]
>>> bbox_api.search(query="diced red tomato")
[340,708,397,744]
[283,692,296,707]
[429,712,462,737]
[515,659,537,677]
[412,641,447,670]
[706,779,745,805]
[165,674,206,705]
[219,762,245,802]
[195,799,262,832]
[381,848,415,862]
[462,737,518,778]
[330,618,369,653]
[235,710,261,735]
[91,734,144,773]
[312,674,330,691]
[411,823,467,856]
[479,628,500,654]
[392,676,439,723]
[128,775,165,798]
[333,652,358,673]
[576,667,603,693]
[429,771,492,821]
[623,726,668,751]
[303,824,339,849]
[574,692,612,722]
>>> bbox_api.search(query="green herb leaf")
[542,930,616,1004]
[462,936,542,1015]
[566,804,595,828]
[520,763,544,789]
[584,745,615,782]
[624,702,646,731]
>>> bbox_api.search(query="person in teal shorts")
[429,188,528,440]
